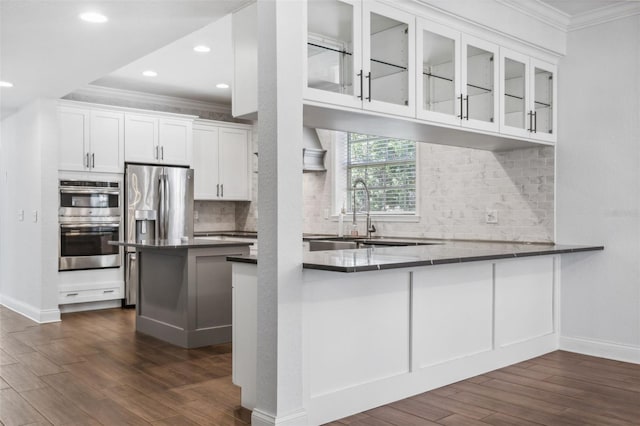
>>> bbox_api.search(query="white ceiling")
[91,14,233,106]
[0,0,247,118]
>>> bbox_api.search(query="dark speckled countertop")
[227,240,603,273]
[110,239,253,250]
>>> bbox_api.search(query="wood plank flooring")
[2,306,639,426]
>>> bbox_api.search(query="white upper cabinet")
[417,21,499,133]
[499,49,556,143]
[192,121,251,201]
[416,19,461,126]
[58,106,124,173]
[218,127,250,200]
[125,114,192,166]
[305,0,415,118]
[159,118,192,165]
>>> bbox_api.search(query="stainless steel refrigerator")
[124,163,194,306]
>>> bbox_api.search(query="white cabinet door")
[362,1,415,118]
[125,114,159,164]
[58,107,90,171]
[305,0,363,110]
[218,128,250,200]
[499,48,531,139]
[90,110,124,173]
[193,124,220,200]
[461,34,499,133]
[530,57,556,143]
[416,17,461,126]
[159,118,192,166]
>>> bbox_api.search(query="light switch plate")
[485,209,498,224]
[32,210,38,223]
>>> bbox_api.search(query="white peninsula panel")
[304,269,411,397]
[412,262,493,368]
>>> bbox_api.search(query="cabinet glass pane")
[307,0,354,95]
[369,13,408,106]
[535,68,553,135]
[422,30,455,116]
[466,45,494,123]
[504,58,526,129]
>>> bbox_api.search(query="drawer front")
[59,287,121,304]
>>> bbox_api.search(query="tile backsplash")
[303,130,555,243]
[194,201,237,232]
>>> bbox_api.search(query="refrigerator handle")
[164,175,170,238]
[158,174,165,239]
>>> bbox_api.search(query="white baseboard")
[0,295,61,323]
[252,408,308,426]
[560,336,640,364]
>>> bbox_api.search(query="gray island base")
[112,239,251,348]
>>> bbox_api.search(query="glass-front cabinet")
[416,19,460,126]
[500,48,556,143]
[416,19,499,132]
[461,35,499,133]
[306,0,362,109]
[305,0,415,118]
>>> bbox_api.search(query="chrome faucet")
[352,178,376,238]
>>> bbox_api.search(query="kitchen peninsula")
[229,240,603,424]
[112,239,251,348]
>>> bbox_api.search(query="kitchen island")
[228,239,603,424]
[112,239,251,348]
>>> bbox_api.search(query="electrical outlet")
[194,210,199,221]
[17,209,24,222]
[323,208,329,219]
[485,209,498,224]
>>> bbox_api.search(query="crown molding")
[68,85,232,115]
[495,0,570,32]
[569,2,640,31]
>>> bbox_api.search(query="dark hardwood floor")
[1,306,639,426]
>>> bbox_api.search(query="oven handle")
[60,189,120,195]
[60,223,120,229]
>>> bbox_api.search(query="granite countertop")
[194,230,258,238]
[227,240,604,273]
[109,239,253,250]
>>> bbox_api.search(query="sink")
[308,238,440,252]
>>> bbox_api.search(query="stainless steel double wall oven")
[58,180,122,271]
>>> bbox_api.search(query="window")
[341,133,416,214]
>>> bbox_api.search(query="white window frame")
[331,131,420,223]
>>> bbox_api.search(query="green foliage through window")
[347,133,416,214]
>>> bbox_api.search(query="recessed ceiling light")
[142,70,158,77]
[79,12,108,23]
[193,45,211,53]
[0,81,14,88]
[216,83,230,89]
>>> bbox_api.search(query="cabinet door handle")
[366,71,372,102]
[533,111,537,133]
[221,184,224,198]
[457,94,463,119]
[103,289,114,293]
[161,146,164,160]
[91,153,95,168]
[357,70,363,100]
[528,111,533,132]
[155,146,159,160]
[85,153,90,168]
[464,95,469,120]
[67,293,78,297]
[216,184,220,197]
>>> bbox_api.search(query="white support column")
[253,0,306,425]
